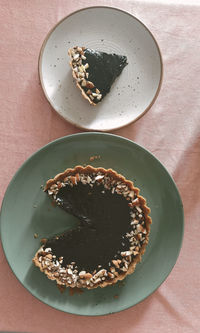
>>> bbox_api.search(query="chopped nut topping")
[112,260,120,268]
[44,248,52,253]
[38,167,150,289]
[81,79,87,87]
[96,94,102,100]
[136,206,142,213]
[68,47,102,104]
[46,254,53,260]
[79,271,86,278]
[131,219,139,225]
[73,53,79,60]
[108,272,115,279]
[110,267,115,273]
[84,273,93,279]
[121,251,132,257]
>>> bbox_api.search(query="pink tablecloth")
[0,1,200,332]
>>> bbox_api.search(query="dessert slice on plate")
[68,47,128,105]
[33,165,151,290]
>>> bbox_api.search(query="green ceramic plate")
[0,133,184,315]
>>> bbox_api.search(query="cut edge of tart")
[33,165,152,290]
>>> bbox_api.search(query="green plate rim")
[0,132,184,316]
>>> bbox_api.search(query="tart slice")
[68,47,128,105]
[33,166,151,290]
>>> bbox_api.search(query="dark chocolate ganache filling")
[44,182,132,273]
[82,48,128,102]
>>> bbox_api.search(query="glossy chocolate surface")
[82,48,128,102]
[45,182,132,273]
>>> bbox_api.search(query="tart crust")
[68,47,97,106]
[33,165,152,289]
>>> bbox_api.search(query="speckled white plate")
[39,7,163,131]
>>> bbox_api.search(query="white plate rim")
[38,6,164,131]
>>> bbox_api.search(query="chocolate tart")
[33,166,151,289]
[68,47,128,105]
